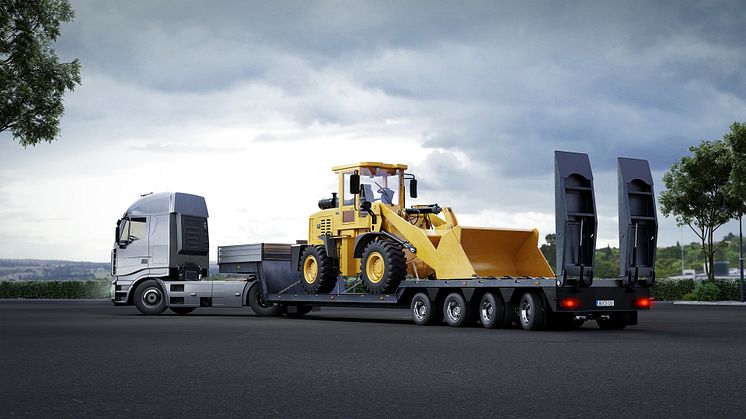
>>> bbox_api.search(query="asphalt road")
[1,301,745,418]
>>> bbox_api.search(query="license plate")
[596,300,615,307]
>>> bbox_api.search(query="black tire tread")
[361,240,406,294]
[300,245,338,294]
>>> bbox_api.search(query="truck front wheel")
[248,283,282,317]
[133,279,167,315]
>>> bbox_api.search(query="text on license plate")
[596,300,615,307]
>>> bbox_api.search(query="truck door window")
[118,219,130,243]
[129,218,147,240]
[343,172,354,206]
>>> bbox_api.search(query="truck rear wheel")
[133,279,167,315]
[248,283,282,317]
[443,292,471,327]
[361,241,406,294]
[518,292,546,331]
[411,292,439,326]
[170,307,196,315]
[300,245,338,294]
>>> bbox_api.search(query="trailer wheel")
[518,292,546,331]
[248,283,282,317]
[169,307,196,315]
[133,279,167,315]
[300,245,338,294]
[596,313,629,330]
[361,241,406,294]
[479,292,507,329]
[411,292,439,326]
[443,292,471,327]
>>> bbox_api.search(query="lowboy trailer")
[111,151,657,330]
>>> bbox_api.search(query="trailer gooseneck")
[111,151,657,330]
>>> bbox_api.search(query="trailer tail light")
[559,297,580,309]
[634,297,653,309]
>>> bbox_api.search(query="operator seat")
[361,184,375,203]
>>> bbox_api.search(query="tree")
[660,140,736,281]
[540,233,556,269]
[725,122,746,209]
[0,0,81,146]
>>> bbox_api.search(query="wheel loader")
[294,162,555,294]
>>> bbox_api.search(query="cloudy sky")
[1,0,745,262]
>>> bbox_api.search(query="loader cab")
[334,162,409,211]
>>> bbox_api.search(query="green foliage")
[0,0,81,146]
[660,139,736,281]
[540,233,556,269]
[0,280,110,299]
[593,245,619,278]
[651,278,694,301]
[692,281,719,301]
[725,122,746,206]
[682,293,696,301]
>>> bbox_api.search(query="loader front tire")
[300,245,338,294]
[361,240,406,294]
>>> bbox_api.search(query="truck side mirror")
[350,173,360,195]
[409,179,418,198]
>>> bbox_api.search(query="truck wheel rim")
[142,287,162,308]
[303,257,318,284]
[520,299,532,325]
[446,300,461,321]
[481,300,494,322]
[366,252,385,284]
[413,299,427,320]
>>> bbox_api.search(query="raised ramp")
[555,151,597,287]
[618,157,658,286]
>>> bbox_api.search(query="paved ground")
[1,301,745,418]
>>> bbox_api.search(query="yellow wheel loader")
[296,162,554,294]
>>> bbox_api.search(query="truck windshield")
[359,168,401,205]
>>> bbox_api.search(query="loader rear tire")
[410,292,439,326]
[361,240,406,294]
[300,245,338,294]
[518,292,546,331]
[133,279,167,315]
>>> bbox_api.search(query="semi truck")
[111,151,657,330]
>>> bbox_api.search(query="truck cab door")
[114,217,150,277]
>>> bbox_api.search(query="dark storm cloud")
[60,0,746,177]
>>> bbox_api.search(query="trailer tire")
[248,283,282,317]
[169,307,196,315]
[518,292,546,331]
[133,279,167,315]
[361,240,406,294]
[443,292,471,327]
[410,292,439,326]
[478,292,506,329]
[300,245,338,294]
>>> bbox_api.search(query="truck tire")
[361,240,406,294]
[300,245,338,294]
[133,279,167,315]
[443,292,471,327]
[410,292,439,326]
[170,307,196,315]
[479,292,507,329]
[518,292,546,331]
[248,283,282,317]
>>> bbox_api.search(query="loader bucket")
[458,227,555,278]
